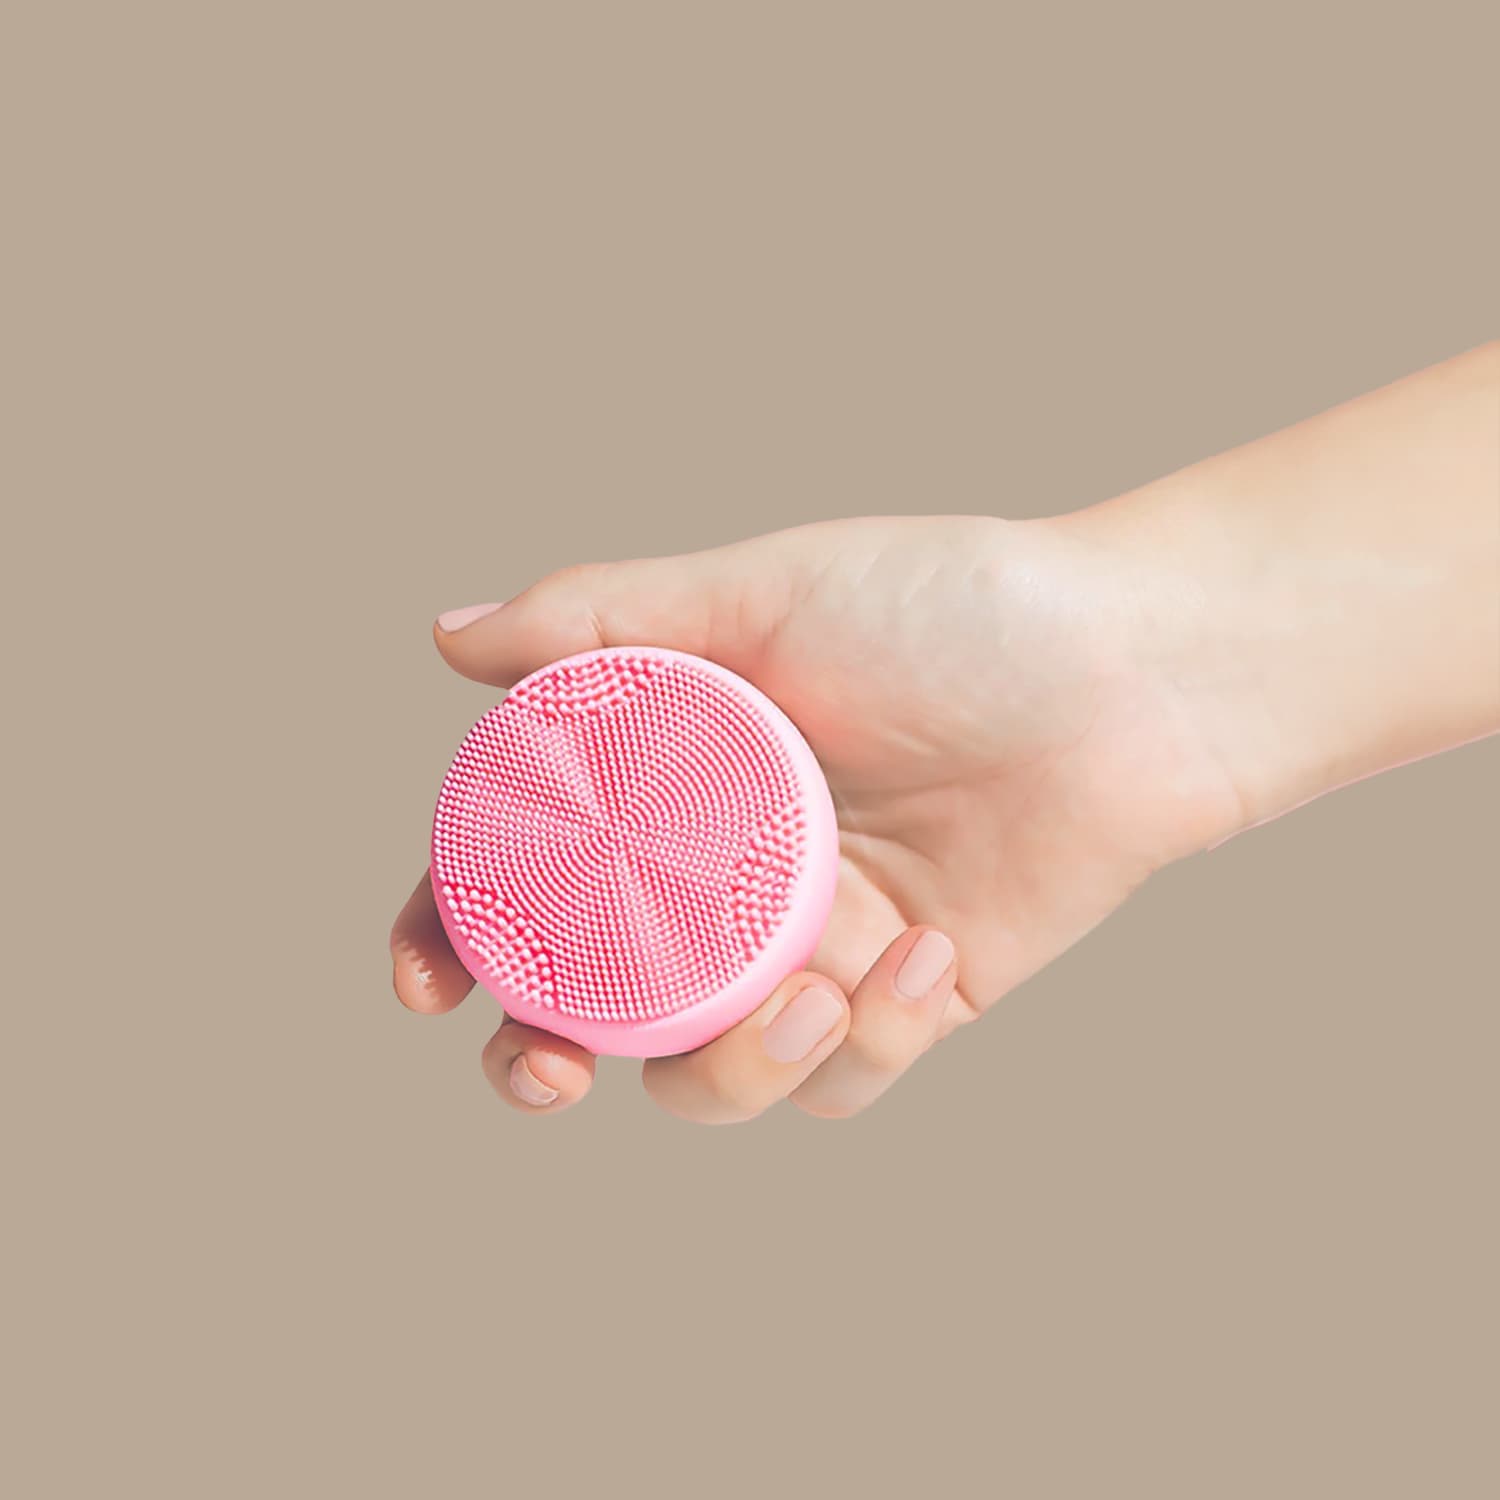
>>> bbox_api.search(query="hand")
[391,345,1499,1123]
[390,513,1244,1121]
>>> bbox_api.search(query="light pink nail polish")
[763,986,843,1063]
[437,602,504,633]
[509,1054,559,1106]
[894,930,954,999]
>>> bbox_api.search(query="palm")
[725,516,1239,1022]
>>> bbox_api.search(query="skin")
[391,342,1500,1122]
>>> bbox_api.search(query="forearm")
[1078,343,1500,832]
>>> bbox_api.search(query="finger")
[937,988,981,1040]
[790,926,957,1120]
[430,539,787,690]
[390,870,475,1015]
[641,972,851,1125]
[480,1020,597,1116]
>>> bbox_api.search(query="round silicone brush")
[430,646,839,1057]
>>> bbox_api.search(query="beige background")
[4,3,1496,1496]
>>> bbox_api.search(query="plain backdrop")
[4,3,1497,1496]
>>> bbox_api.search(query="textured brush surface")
[431,647,837,1054]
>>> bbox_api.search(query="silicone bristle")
[430,648,836,1053]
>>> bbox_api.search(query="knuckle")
[705,1062,769,1120]
[639,1060,680,1112]
[555,560,607,607]
[791,1090,860,1121]
[552,560,600,589]
[642,1058,765,1124]
[845,1022,918,1076]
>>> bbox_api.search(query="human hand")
[390,512,1245,1121]
[391,345,1499,1123]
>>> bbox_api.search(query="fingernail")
[763,985,843,1063]
[894,930,954,999]
[437,602,504,633]
[509,1054,559,1106]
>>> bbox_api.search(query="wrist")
[1061,345,1500,838]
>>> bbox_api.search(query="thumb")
[430,538,783,690]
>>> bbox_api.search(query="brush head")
[430,646,839,1057]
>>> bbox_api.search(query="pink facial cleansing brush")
[430,646,839,1058]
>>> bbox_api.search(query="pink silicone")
[430,646,839,1058]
